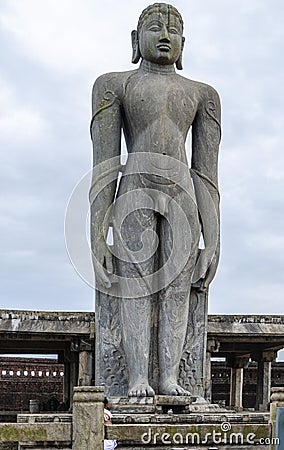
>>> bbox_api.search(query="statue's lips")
[157,44,171,52]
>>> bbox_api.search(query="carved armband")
[205,100,221,143]
[90,90,117,134]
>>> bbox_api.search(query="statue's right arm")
[90,74,122,288]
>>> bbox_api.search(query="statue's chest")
[123,76,197,126]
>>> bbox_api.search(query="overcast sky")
[1,0,284,317]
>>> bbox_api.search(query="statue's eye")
[169,28,178,34]
[149,26,161,32]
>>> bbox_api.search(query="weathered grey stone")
[90,3,221,399]
[0,422,71,443]
[0,310,95,334]
[271,387,284,402]
[227,357,249,410]
[72,386,104,450]
[107,420,271,447]
[252,351,276,412]
[17,414,72,424]
[111,410,270,424]
[78,350,93,386]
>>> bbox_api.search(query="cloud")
[0,78,46,139]
[1,1,94,73]
[0,0,140,75]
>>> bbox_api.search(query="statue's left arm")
[191,84,221,289]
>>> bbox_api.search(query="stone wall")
[0,358,64,413]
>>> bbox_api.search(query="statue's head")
[132,3,185,70]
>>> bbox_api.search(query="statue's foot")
[128,381,155,397]
[159,380,191,396]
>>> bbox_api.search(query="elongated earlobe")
[131,30,141,64]
[176,36,185,70]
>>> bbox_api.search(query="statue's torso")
[122,70,198,164]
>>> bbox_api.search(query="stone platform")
[109,396,223,415]
[107,398,271,449]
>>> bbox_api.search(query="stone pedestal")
[73,386,104,450]
[108,395,221,416]
[107,408,271,448]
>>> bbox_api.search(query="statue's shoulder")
[177,74,220,102]
[92,69,139,98]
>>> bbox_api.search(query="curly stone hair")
[137,3,184,33]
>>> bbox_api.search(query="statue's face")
[139,9,183,65]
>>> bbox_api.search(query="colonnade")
[206,339,277,411]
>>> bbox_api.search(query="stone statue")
[90,3,221,398]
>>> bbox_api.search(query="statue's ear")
[131,30,141,64]
[176,36,185,70]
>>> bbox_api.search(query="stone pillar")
[230,367,243,409]
[255,350,276,412]
[70,340,79,407]
[270,387,284,449]
[73,386,104,450]
[228,357,249,410]
[61,350,70,408]
[78,338,94,387]
[205,339,220,402]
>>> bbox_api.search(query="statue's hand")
[192,245,220,290]
[92,239,114,289]
[203,245,220,288]
[192,249,212,285]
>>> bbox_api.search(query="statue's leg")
[158,266,192,395]
[114,197,156,397]
[120,294,154,396]
[158,189,201,396]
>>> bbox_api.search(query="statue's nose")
[159,25,170,42]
